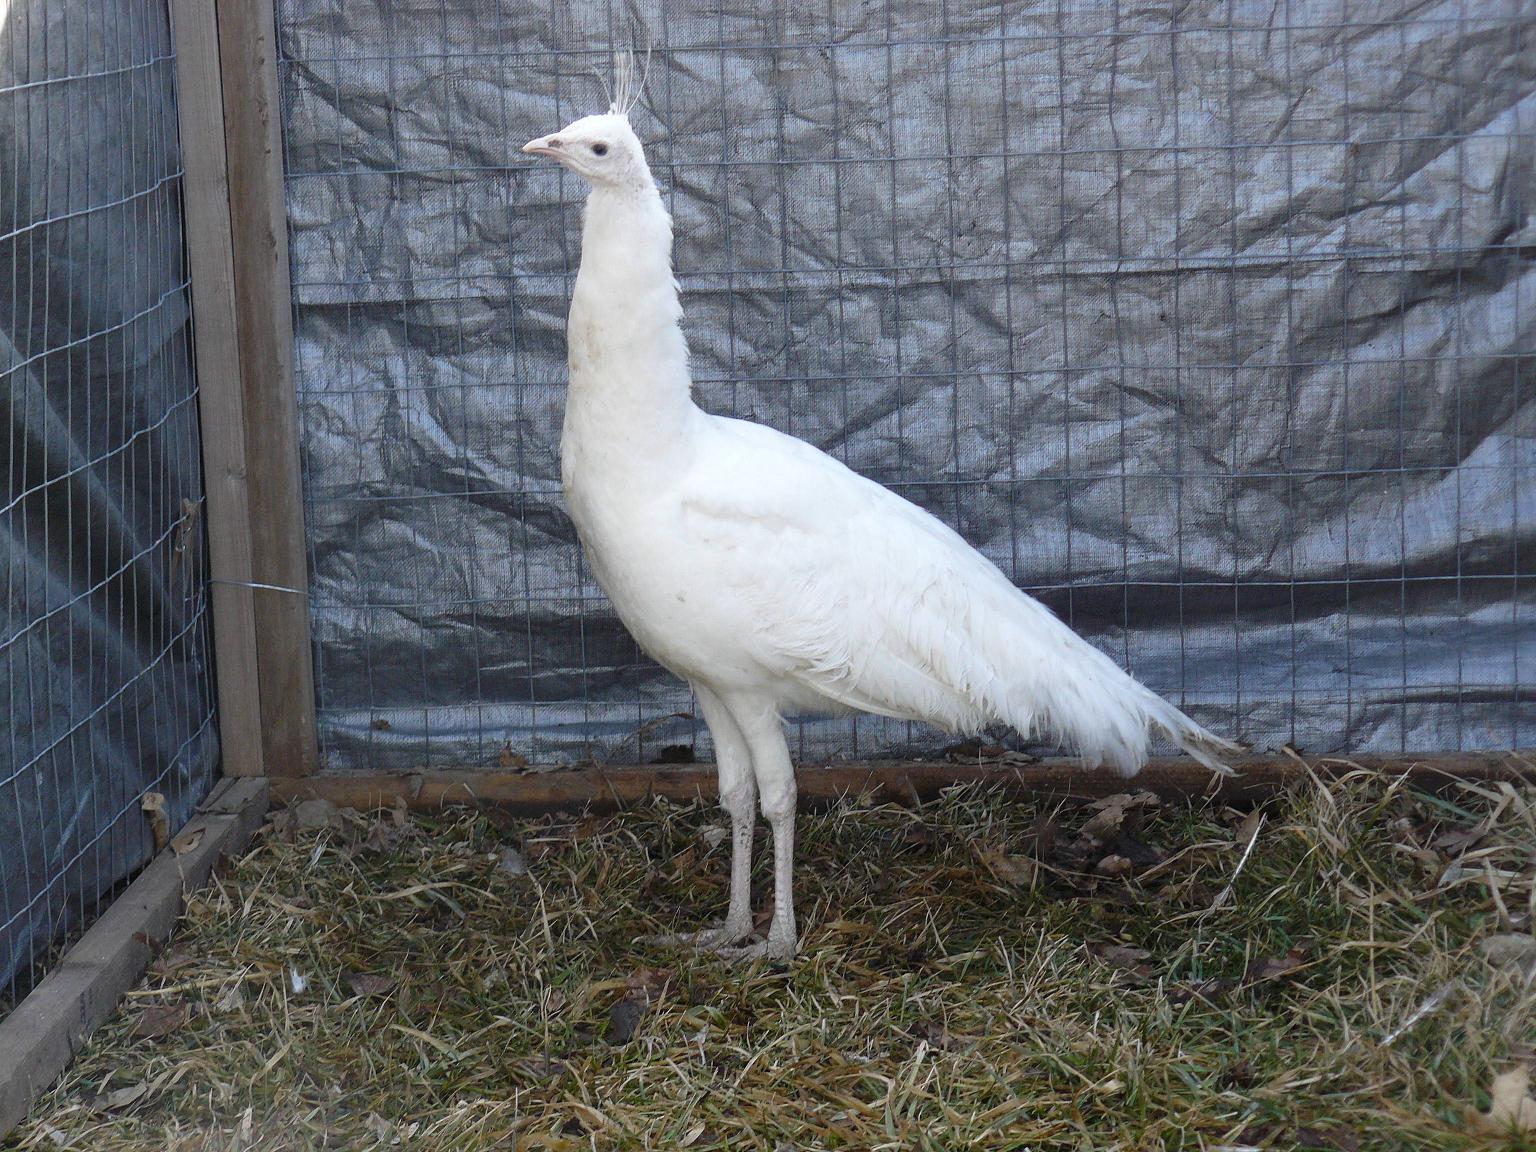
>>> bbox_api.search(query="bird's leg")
[718,708,799,962]
[638,688,755,951]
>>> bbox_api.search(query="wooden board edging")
[0,778,269,1139]
[268,752,1533,815]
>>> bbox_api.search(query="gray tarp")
[277,0,1535,770]
[0,1,219,995]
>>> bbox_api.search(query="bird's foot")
[714,931,797,963]
[637,918,753,952]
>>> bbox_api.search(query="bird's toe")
[637,919,753,952]
[714,934,797,964]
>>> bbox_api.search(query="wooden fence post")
[173,0,320,777]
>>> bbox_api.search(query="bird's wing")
[680,417,1063,735]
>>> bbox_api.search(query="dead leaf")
[1431,823,1485,855]
[352,819,399,856]
[907,1019,968,1051]
[1233,806,1264,851]
[1091,943,1153,967]
[976,844,1033,887]
[625,966,675,1005]
[140,792,169,853]
[1168,977,1233,1005]
[1480,1067,1536,1132]
[148,942,197,978]
[92,1082,149,1112]
[942,738,1036,764]
[608,997,648,1045]
[1094,854,1134,878]
[1080,791,1161,842]
[1111,829,1165,866]
[170,826,204,855]
[346,972,396,997]
[131,1000,189,1040]
[1243,945,1310,985]
[1024,816,1058,860]
[1480,934,1536,969]
[700,824,728,850]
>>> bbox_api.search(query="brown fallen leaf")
[131,1000,189,1041]
[140,792,169,853]
[624,966,675,1005]
[1080,791,1161,842]
[346,972,396,997]
[1110,831,1165,867]
[1168,977,1233,1005]
[1244,944,1310,985]
[1479,1067,1536,1132]
[170,826,204,856]
[148,942,197,978]
[1480,934,1536,969]
[1093,854,1134,878]
[608,997,648,1044]
[1024,815,1059,860]
[1091,942,1152,966]
[907,1019,968,1051]
[1431,822,1486,855]
[88,1081,150,1113]
[1232,806,1264,851]
[976,844,1034,887]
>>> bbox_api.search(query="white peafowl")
[523,57,1237,960]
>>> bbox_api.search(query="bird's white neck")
[563,180,697,483]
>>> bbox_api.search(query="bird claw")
[636,920,753,952]
[713,934,797,963]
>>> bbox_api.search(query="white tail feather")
[994,604,1239,777]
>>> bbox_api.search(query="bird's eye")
[591,143,608,156]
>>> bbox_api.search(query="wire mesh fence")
[0,0,219,1004]
[277,0,1535,772]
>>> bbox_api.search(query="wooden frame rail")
[269,752,1534,814]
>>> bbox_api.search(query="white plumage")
[523,72,1235,960]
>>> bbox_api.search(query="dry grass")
[5,769,1536,1151]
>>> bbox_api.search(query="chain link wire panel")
[0,1,219,1000]
[277,0,1535,772]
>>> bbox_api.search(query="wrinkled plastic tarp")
[0,1,219,994]
[277,0,1536,770]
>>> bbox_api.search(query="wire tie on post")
[209,578,309,597]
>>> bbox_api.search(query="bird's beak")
[522,135,562,158]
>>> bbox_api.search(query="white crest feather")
[608,45,652,119]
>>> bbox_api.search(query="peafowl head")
[523,50,651,189]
